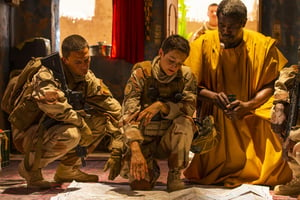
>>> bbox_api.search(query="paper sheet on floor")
[50,181,272,200]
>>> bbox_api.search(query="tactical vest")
[132,61,185,113]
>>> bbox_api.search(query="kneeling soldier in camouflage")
[119,35,197,192]
[3,34,123,189]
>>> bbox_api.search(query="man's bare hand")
[137,101,163,126]
[225,100,252,120]
[212,92,230,110]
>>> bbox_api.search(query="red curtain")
[111,0,145,64]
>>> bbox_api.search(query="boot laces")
[286,177,300,186]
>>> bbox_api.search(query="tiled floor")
[0,154,299,200]
[0,153,169,200]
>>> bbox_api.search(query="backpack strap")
[131,61,154,107]
[1,58,42,115]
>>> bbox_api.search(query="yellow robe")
[184,29,292,187]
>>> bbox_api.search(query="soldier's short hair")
[161,34,190,57]
[61,34,89,58]
[208,3,218,8]
[217,0,247,25]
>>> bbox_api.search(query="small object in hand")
[227,94,236,102]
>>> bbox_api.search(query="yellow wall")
[60,0,112,46]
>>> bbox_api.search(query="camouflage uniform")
[271,65,300,195]
[190,21,217,42]
[120,56,197,188]
[12,64,122,181]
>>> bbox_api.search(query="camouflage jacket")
[121,56,197,142]
[273,65,300,141]
[29,65,122,129]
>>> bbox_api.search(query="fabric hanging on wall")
[112,0,145,64]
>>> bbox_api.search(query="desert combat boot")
[274,177,300,196]
[167,169,185,192]
[54,163,98,183]
[18,160,52,189]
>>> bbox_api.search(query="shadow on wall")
[90,56,133,103]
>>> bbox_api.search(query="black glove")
[103,149,122,180]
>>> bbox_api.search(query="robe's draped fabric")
[184,29,292,187]
[112,0,144,64]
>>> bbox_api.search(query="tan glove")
[103,148,122,180]
[79,120,93,146]
[293,142,300,164]
[270,103,287,134]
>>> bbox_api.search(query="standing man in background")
[190,3,218,42]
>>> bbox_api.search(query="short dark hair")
[61,34,89,58]
[217,0,247,25]
[161,34,190,57]
[209,3,218,8]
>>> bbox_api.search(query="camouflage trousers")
[287,126,300,178]
[12,114,114,168]
[120,115,195,184]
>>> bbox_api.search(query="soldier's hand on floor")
[130,141,148,180]
[103,149,122,180]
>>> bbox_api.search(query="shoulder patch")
[124,82,133,96]
[38,71,52,80]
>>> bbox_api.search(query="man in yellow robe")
[184,0,292,187]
